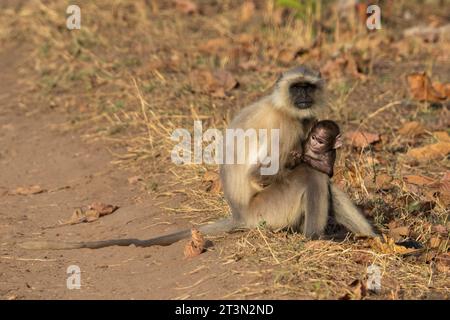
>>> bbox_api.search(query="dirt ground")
[0,1,449,300]
[0,45,279,300]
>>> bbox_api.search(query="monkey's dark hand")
[286,150,303,169]
[303,155,334,177]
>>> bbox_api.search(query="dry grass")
[1,0,448,299]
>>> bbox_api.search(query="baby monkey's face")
[309,127,340,153]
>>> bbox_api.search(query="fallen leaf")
[432,82,450,99]
[388,220,398,230]
[369,235,418,255]
[398,121,425,137]
[184,228,206,258]
[389,226,409,241]
[429,237,441,249]
[10,185,46,195]
[276,48,297,65]
[239,59,258,71]
[365,156,380,166]
[406,141,450,162]
[433,131,450,143]
[346,131,380,148]
[85,209,100,222]
[190,70,238,98]
[321,52,367,80]
[128,175,143,184]
[436,253,450,273]
[212,70,238,92]
[64,203,118,225]
[339,279,367,300]
[406,72,446,102]
[432,224,448,235]
[269,7,285,26]
[89,202,119,216]
[375,174,394,190]
[174,0,197,14]
[437,173,450,205]
[199,38,230,55]
[240,1,255,22]
[403,175,435,186]
[356,3,369,26]
[321,57,345,79]
[67,208,87,224]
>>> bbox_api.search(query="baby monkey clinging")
[291,120,342,177]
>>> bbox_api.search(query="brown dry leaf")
[403,175,435,186]
[365,156,380,166]
[438,192,450,206]
[438,173,450,205]
[65,203,118,225]
[240,1,255,22]
[406,141,450,162]
[321,57,347,79]
[85,209,100,222]
[432,224,448,235]
[429,237,441,249]
[184,228,206,258]
[191,70,238,98]
[398,121,425,137]
[239,59,258,71]
[339,279,367,300]
[89,202,119,216]
[369,235,417,255]
[375,174,394,190]
[406,72,446,102]
[202,171,222,194]
[212,71,238,93]
[10,185,46,195]
[66,208,86,224]
[433,131,450,143]
[270,7,285,26]
[128,175,143,184]
[432,82,450,99]
[346,131,380,148]
[321,53,366,80]
[356,3,369,26]
[345,54,366,79]
[435,253,450,273]
[276,48,297,65]
[198,38,230,55]
[174,0,197,14]
[389,226,409,241]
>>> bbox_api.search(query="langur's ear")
[334,134,343,149]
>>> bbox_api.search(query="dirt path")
[0,47,261,300]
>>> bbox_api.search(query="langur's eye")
[312,135,316,140]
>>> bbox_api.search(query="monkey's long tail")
[18,218,239,250]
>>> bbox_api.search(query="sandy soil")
[0,46,268,300]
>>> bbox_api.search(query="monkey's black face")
[289,83,317,109]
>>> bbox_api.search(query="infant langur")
[290,120,342,177]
